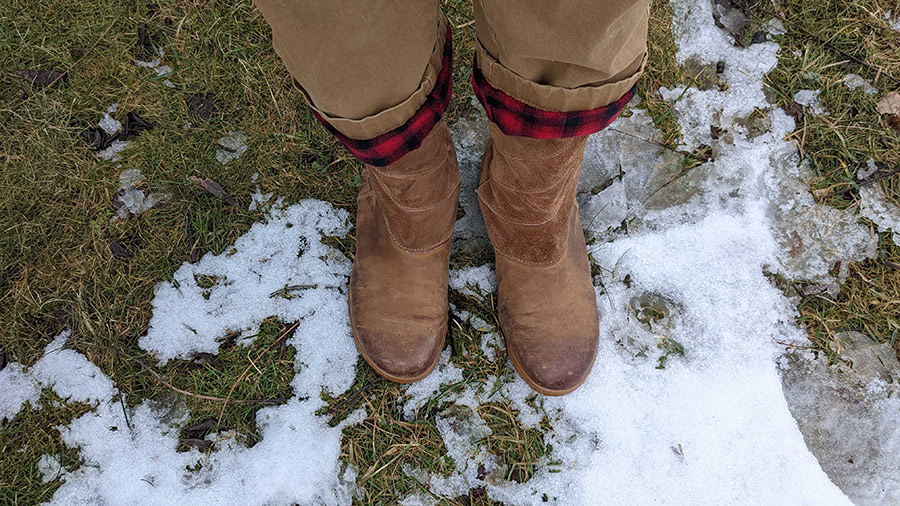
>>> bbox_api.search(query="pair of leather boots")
[349,120,597,396]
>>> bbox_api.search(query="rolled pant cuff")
[472,62,637,139]
[312,25,452,167]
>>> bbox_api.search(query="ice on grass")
[781,338,900,506]
[215,131,248,164]
[135,49,175,87]
[0,362,41,421]
[887,10,900,32]
[860,184,900,246]
[99,103,122,135]
[113,169,171,219]
[843,74,878,95]
[450,116,491,252]
[794,89,828,116]
[401,348,464,421]
[38,454,66,483]
[449,264,496,297]
[96,140,129,162]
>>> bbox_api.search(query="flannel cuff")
[312,26,452,167]
[472,63,636,139]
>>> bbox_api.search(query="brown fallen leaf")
[191,352,222,368]
[16,69,66,86]
[875,91,900,116]
[785,101,804,123]
[179,438,211,450]
[121,112,152,139]
[109,239,133,258]
[886,114,900,132]
[182,420,215,436]
[186,93,218,122]
[188,176,235,206]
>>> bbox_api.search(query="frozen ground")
[3,0,899,504]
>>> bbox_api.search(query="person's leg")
[255,0,459,381]
[473,0,650,395]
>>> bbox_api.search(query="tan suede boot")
[349,121,460,383]
[477,122,599,396]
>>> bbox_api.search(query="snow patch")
[0,362,41,421]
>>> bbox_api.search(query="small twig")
[269,284,318,298]
[119,395,133,432]
[830,166,900,199]
[606,127,706,161]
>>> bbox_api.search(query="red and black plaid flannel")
[472,64,636,139]
[312,27,453,167]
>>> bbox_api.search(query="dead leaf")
[886,115,900,132]
[215,331,240,350]
[135,22,155,57]
[183,420,215,435]
[712,0,749,45]
[16,69,65,86]
[785,102,804,123]
[191,352,222,368]
[109,239,132,258]
[80,126,115,150]
[121,112,152,139]
[179,438,211,450]
[188,176,235,205]
[876,91,900,116]
[750,31,767,45]
[186,93,218,122]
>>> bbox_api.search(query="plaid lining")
[472,64,636,139]
[312,27,452,167]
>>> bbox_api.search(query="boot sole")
[498,322,599,397]
[348,292,445,384]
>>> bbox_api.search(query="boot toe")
[506,332,597,395]
[351,319,445,382]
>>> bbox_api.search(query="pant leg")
[254,0,446,142]
[472,0,649,137]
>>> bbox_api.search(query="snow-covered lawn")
[2,0,899,504]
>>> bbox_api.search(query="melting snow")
[3,0,898,504]
[843,73,878,95]
[99,103,122,136]
[135,48,175,87]
[0,363,40,421]
[860,184,900,246]
[794,89,828,116]
[215,131,248,164]
[113,168,171,219]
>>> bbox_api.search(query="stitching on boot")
[482,204,579,267]
[379,183,460,253]
[371,170,461,213]
[476,178,573,227]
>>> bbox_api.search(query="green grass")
[2,0,899,504]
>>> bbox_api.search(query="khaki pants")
[254,0,649,141]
